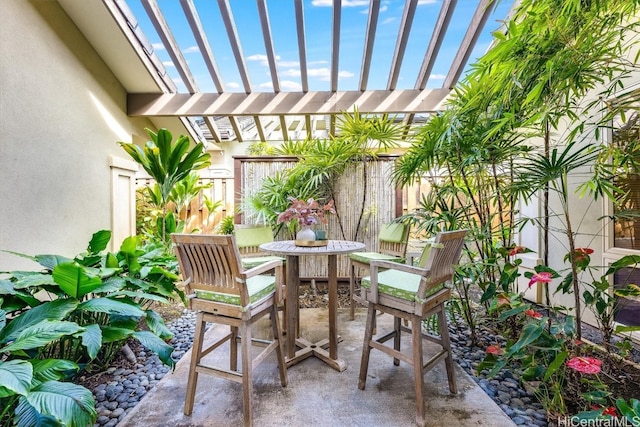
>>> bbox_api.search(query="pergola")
[57,0,516,145]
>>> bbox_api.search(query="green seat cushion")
[349,252,405,264]
[241,255,285,269]
[379,222,408,243]
[194,275,276,307]
[361,269,444,302]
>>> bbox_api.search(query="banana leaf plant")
[119,128,211,244]
[0,230,178,426]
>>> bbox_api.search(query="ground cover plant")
[0,230,179,426]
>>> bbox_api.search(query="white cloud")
[429,74,446,80]
[305,67,354,81]
[184,46,199,54]
[381,17,396,25]
[152,43,165,51]
[281,68,301,77]
[259,81,274,89]
[417,0,438,5]
[247,54,300,68]
[312,0,369,6]
[162,61,175,68]
[281,80,302,90]
[226,81,241,89]
[360,4,387,13]
[278,60,300,67]
[308,60,329,66]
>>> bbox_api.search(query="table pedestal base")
[286,336,346,372]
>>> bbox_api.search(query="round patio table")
[259,240,365,372]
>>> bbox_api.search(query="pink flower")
[574,247,594,262]
[509,246,526,256]
[486,345,503,355]
[277,198,335,226]
[497,294,511,307]
[566,356,602,374]
[528,271,553,288]
[525,309,542,319]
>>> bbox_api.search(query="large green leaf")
[79,324,102,360]
[145,310,174,340]
[77,297,145,318]
[31,359,79,383]
[507,322,544,355]
[0,279,16,295]
[13,274,56,290]
[0,359,33,397]
[133,330,175,369]
[100,326,134,343]
[0,299,78,344]
[34,255,74,271]
[0,320,84,353]
[24,381,96,427]
[15,399,61,427]
[87,230,111,254]
[52,263,102,299]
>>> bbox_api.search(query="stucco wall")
[0,0,151,271]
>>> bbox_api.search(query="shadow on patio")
[118,308,515,427]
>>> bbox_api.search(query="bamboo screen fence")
[233,155,403,279]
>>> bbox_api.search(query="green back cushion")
[361,269,444,302]
[235,226,273,248]
[416,240,443,268]
[348,252,404,264]
[379,222,407,243]
[194,275,276,307]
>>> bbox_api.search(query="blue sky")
[127,0,513,93]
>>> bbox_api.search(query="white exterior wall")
[518,37,640,326]
[0,0,152,271]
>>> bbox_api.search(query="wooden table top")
[260,240,365,256]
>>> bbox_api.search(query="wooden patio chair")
[357,229,468,427]
[235,224,288,333]
[171,233,288,427]
[348,221,410,320]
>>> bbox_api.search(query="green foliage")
[0,230,181,426]
[120,128,211,245]
[217,216,235,235]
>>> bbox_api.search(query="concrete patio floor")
[118,308,515,427]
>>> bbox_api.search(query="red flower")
[574,247,594,262]
[566,356,602,374]
[525,309,542,319]
[574,339,583,346]
[509,246,526,256]
[602,407,617,417]
[486,345,503,355]
[528,271,553,288]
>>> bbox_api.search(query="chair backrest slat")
[171,234,245,297]
[418,230,467,298]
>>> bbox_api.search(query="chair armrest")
[369,259,428,276]
[243,259,283,277]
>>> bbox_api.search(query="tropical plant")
[0,230,177,426]
[119,128,211,244]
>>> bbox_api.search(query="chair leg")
[393,316,402,366]
[184,312,206,416]
[240,322,254,427]
[349,264,357,320]
[358,304,377,390]
[230,326,239,372]
[270,305,288,387]
[438,308,457,394]
[411,315,425,427]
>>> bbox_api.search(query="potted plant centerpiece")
[277,197,335,245]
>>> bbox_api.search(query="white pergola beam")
[128,89,450,117]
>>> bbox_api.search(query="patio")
[117,308,515,427]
